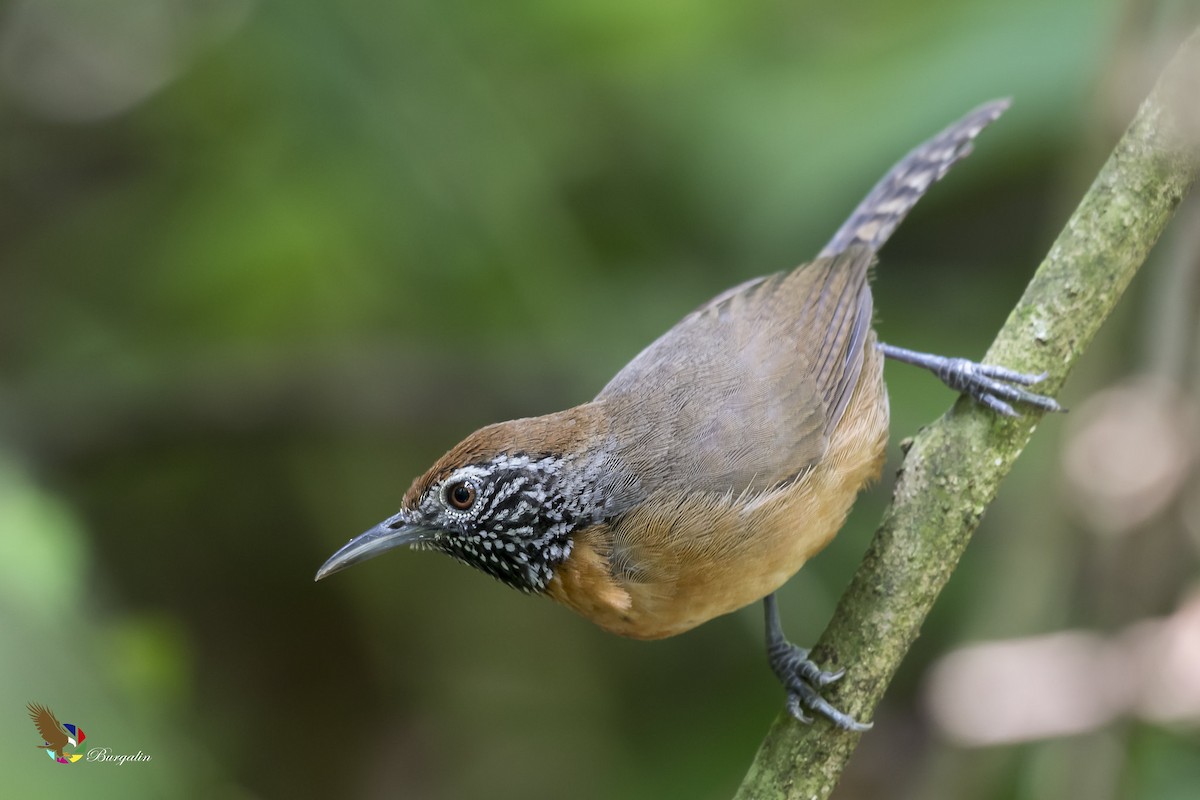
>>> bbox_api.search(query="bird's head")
[315,409,615,592]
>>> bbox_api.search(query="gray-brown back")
[596,246,874,496]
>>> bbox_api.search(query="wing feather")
[596,246,875,496]
[28,703,68,751]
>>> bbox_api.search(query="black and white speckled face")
[405,453,591,592]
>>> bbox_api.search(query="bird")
[28,702,84,763]
[315,100,1061,730]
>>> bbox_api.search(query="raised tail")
[819,99,1010,258]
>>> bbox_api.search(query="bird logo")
[27,703,86,764]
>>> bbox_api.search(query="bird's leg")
[877,343,1063,417]
[764,593,871,732]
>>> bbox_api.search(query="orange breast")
[547,344,889,640]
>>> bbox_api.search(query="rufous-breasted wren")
[316,100,1060,730]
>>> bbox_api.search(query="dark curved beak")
[314,513,437,581]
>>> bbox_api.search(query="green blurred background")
[3,0,1200,798]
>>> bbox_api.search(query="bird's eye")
[445,480,477,510]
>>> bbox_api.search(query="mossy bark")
[735,28,1200,800]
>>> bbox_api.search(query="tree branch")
[735,27,1200,800]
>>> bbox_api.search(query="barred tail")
[819,99,1010,258]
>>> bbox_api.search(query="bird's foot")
[768,640,871,732]
[878,343,1063,417]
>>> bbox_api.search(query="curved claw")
[877,343,1064,416]
[815,667,845,689]
[942,360,1063,416]
[782,671,873,732]
[786,695,814,725]
[764,594,872,732]
[769,643,871,731]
